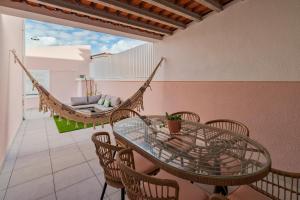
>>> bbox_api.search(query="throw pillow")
[103,99,110,107]
[88,95,101,104]
[110,96,121,107]
[98,98,105,105]
[70,97,88,106]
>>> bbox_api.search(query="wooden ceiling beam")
[142,0,202,21]
[35,0,172,35]
[193,0,223,12]
[90,0,186,29]
[0,0,163,40]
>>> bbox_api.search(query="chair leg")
[100,182,107,200]
[121,188,125,200]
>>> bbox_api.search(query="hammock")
[10,50,164,128]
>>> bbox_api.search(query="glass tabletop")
[113,115,271,186]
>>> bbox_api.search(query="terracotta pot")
[167,120,181,133]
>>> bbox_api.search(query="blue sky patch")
[25,19,146,54]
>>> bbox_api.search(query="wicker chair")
[117,148,210,200]
[171,111,201,122]
[110,108,147,128]
[205,119,249,137]
[204,119,249,195]
[92,132,159,200]
[229,168,300,200]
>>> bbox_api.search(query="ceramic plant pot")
[167,119,181,133]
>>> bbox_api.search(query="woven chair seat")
[228,186,271,200]
[156,170,209,200]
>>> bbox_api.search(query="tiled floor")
[0,109,123,200]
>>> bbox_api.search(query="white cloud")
[107,39,146,54]
[25,19,147,54]
[26,36,57,49]
[39,36,57,45]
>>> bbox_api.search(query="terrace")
[0,0,299,200]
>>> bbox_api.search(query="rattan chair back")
[117,148,179,200]
[171,111,200,122]
[205,119,249,137]
[110,109,149,146]
[91,132,124,188]
[110,108,145,128]
[250,168,300,200]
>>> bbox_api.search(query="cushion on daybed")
[70,96,88,106]
[110,96,121,107]
[87,95,101,104]
[98,98,105,105]
[103,99,110,107]
[94,104,114,111]
[98,95,106,105]
[71,94,121,108]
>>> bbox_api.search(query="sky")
[25,19,147,54]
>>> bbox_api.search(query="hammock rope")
[10,50,164,127]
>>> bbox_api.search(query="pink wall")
[96,80,300,172]
[0,14,24,165]
[25,46,91,108]
[91,0,300,173]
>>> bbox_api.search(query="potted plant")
[166,112,182,134]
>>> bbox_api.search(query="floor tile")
[38,194,56,200]
[4,140,22,162]
[88,159,102,175]
[5,175,54,200]
[77,140,94,150]
[106,185,119,196]
[70,131,94,143]
[22,134,47,145]
[95,174,118,196]
[18,142,49,157]
[109,190,129,200]
[51,149,85,172]
[48,135,74,149]
[78,142,97,161]
[0,190,5,200]
[50,144,79,158]
[0,160,15,175]
[9,160,52,187]
[23,129,46,136]
[96,173,105,185]
[14,151,50,170]
[54,163,94,191]
[2,110,118,200]
[46,129,60,136]
[80,148,97,161]
[25,123,45,132]
[45,122,59,134]
[0,172,11,190]
[56,177,102,200]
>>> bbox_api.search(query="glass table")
[112,115,271,195]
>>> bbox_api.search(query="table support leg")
[214,186,228,196]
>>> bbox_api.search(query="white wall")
[90,43,156,80]
[91,0,300,81]
[25,46,91,107]
[154,0,300,81]
[92,0,300,171]
[0,14,24,166]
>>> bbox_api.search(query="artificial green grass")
[53,115,108,133]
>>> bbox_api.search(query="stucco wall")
[94,0,300,172]
[25,45,91,108]
[154,0,300,81]
[0,14,24,166]
[96,80,300,172]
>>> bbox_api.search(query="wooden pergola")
[0,0,236,40]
